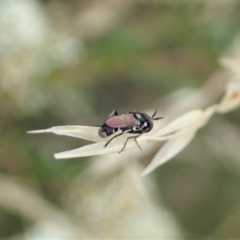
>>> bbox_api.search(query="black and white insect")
[98,110,163,153]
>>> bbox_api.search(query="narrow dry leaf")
[141,128,196,176]
[155,109,204,137]
[141,134,178,141]
[217,81,240,113]
[28,126,103,142]
[54,137,148,159]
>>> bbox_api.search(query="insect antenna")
[153,117,163,120]
[151,110,163,120]
[152,109,157,118]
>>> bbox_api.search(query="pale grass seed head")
[28,55,240,175]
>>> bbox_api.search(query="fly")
[98,110,163,153]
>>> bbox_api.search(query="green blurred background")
[1,0,240,239]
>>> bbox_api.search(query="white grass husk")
[141,128,196,176]
[217,81,240,113]
[28,125,103,142]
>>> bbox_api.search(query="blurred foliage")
[1,0,240,238]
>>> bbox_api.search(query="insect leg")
[134,134,142,150]
[119,134,142,153]
[105,128,132,148]
[108,110,118,118]
[104,132,123,147]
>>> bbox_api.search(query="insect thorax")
[132,112,153,132]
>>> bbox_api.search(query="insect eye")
[148,120,153,131]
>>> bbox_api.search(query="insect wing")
[106,114,140,128]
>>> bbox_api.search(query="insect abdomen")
[98,124,117,138]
